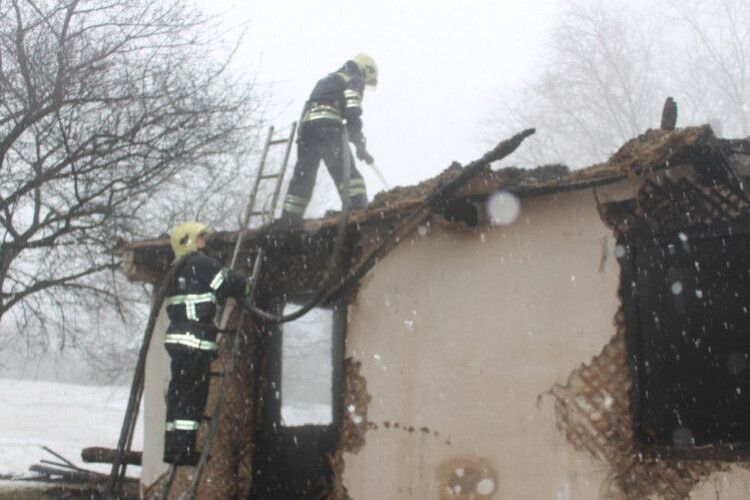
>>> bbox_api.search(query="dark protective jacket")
[300,61,366,142]
[164,252,248,353]
[162,251,249,464]
[280,61,370,220]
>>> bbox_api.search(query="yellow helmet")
[351,54,378,87]
[170,221,211,258]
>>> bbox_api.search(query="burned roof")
[307,124,726,226]
[119,125,738,284]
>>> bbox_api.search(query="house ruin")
[120,125,750,499]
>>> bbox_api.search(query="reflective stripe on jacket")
[164,252,248,349]
[300,61,365,137]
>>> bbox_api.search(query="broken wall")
[554,163,750,499]
[341,173,750,499]
[342,188,622,498]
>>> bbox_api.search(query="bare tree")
[489,0,750,168]
[0,0,259,351]
[673,0,750,137]
[489,1,666,167]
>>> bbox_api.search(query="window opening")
[280,303,333,426]
[622,230,750,456]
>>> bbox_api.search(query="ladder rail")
[111,123,296,500]
[231,125,275,268]
[268,121,297,222]
[181,123,296,499]
[185,247,265,499]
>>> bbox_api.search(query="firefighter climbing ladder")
[105,122,297,500]
[182,122,299,497]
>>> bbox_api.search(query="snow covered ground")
[0,379,142,477]
[0,377,330,480]
[281,402,331,427]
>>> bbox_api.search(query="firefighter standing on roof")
[281,54,378,222]
[162,221,251,465]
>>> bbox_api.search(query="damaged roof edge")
[117,125,740,268]
[299,124,742,229]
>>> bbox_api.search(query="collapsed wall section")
[551,143,750,498]
[551,313,729,498]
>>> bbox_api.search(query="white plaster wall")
[136,177,750,498]
[343,185,750,499]
[343,188,630,499]
[140,304,170,494]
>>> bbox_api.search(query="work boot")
[171,451,201,466]
[350,193,368,210]
[259,216,303,248]
[271,212,303,230]
[163,429,200,465]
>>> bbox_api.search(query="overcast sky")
[205,0,559,210]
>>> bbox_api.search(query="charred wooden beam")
[81,446,142,466]
[28,464,112,483]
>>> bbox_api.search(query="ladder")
[106,123,297,500]
[180,122,297,499]
[239,122,298,235]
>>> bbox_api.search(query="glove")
[241,294,255,312]
[355,142,374,165]
[240,278,255,311]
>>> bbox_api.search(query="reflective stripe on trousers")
[165,419,201,431]
[165,332,218,351]
[282,194,308,215]
[340,177,367,197]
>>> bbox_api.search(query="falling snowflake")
[486,190,520,225]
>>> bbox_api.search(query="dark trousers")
[281,122,368,221]
[163,347,213,464]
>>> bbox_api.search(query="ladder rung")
[259,174,280,180]
[249,210,270,216]
[269,139,289,145]
[210,371,226,377]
